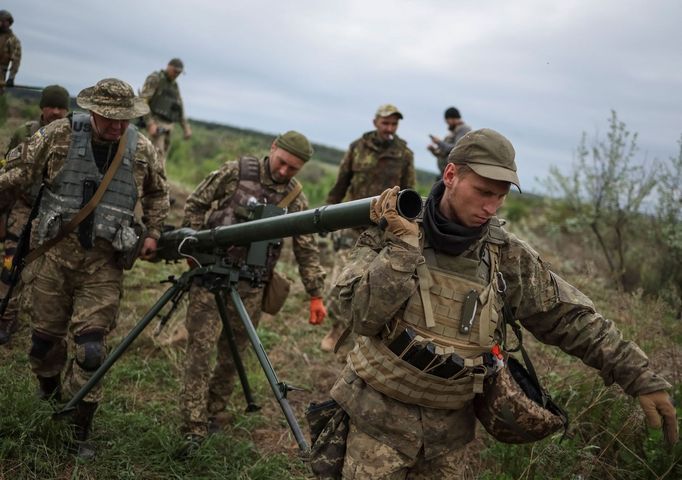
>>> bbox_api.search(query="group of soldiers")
[0,8,678,478]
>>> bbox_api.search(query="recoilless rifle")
[54,189,423,453]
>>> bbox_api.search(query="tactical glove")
[309,297,327,325]
[638,390,679,446]
[370,186,419,245]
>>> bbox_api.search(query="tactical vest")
[349,220,507,410]
[148,71,183,123]
[347,131,411,201]
[205,156,301,272]
[36,113,139,248]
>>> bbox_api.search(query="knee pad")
[75,331,106,372]
[29,331,60,360]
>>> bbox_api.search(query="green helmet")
[473,357,568,444]
[0,10,13,25]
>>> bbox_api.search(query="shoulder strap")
[238,156,260,182]
[25,130,130,264]
[277,180,303,208]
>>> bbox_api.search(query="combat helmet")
[473,356,568,444]
[0,10,13,25]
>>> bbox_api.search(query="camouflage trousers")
[149,121,173,169]
[181,280,264,437]
[342,420,471,479]
[25,239,123,403]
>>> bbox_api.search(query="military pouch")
[261,270,291,315]
[305,399,349,480]
[114,222,147,270]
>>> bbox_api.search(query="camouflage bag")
[261,270,291,315]
[305,399,349,479]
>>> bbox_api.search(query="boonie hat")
[76,78,149,120]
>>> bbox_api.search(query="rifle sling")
[276,182,303,209]
[25,130,130,264]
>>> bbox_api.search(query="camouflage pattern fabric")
[25,239,123,403]
[329,223,672,465]
[0,29,21,81]
[0,198,30,325]
[76,78,149,120]
[5,119,40,156]
[305,399,349,480]
[341,420,471,479]
[181,280,263,437]
[326,131,415,205]
[183,157,324,297]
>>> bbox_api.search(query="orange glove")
[309,297,327,325]
[638,390,679,446]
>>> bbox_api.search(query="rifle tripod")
[54,262,310,453]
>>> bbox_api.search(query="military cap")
[448,128,521,192]
[76,78,149,120]
[275,131,314,162]
[375,104,404,119]
[0,10,13,25]
[40,85,70,110]
[168,58,184,71]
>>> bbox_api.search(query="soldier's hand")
[139,237,158,261]
[183,125,192,140]
[309,297,327,325]
[429,134,441,143]
[370,187,419,245]
[147,122,158,136]
[638,390,679,446]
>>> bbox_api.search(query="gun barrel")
[156,189,423,261]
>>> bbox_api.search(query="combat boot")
[72,401,98,460]
[320,322,344,352]
[37,375,62,402]
[207,411,234,435]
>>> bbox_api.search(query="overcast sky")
[7,0,682,192]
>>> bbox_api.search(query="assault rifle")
[0,184,45,323]
[55,189,423,453]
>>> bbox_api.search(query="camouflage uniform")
[139,70,189,167]
[0,109,169,402]
[181,156,325,437]
[330,224,671,477]
[0,27,20,85]
[0,119,42,335]
[322,130,415,349]
[433,123,472,175]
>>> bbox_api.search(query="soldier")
[0,78,169,459]
[139,58,192,167]
[180,131,327,447]
[428,106,471,177]
[0,10,21,90]
[329,129,678,478]
[0,85,70,344]
[321,104,415,352]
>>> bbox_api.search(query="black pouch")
[305,399,349,480]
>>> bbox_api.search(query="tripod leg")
[213,291,260,412]
[55,277,190,417]
[227,287,309,453]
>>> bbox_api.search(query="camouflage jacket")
[6,118,42,157]
[326,131,415,204]
[0,29,21,78]
[183,157,325,297]
[140,70,189,130]
[330,224,671,459]
[0,117,170,241]
[433,123,472,174]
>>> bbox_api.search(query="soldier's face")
[90,113,130,142]
[166,66,182,80]
[268,144,305,183]
[445,118,461,130]
[373,115,400,141]
[41,106,68,124]
[440,164,510,227]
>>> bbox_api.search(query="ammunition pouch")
[261,270,291,315]
[114,222,147,270]
[305,399,349,479]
